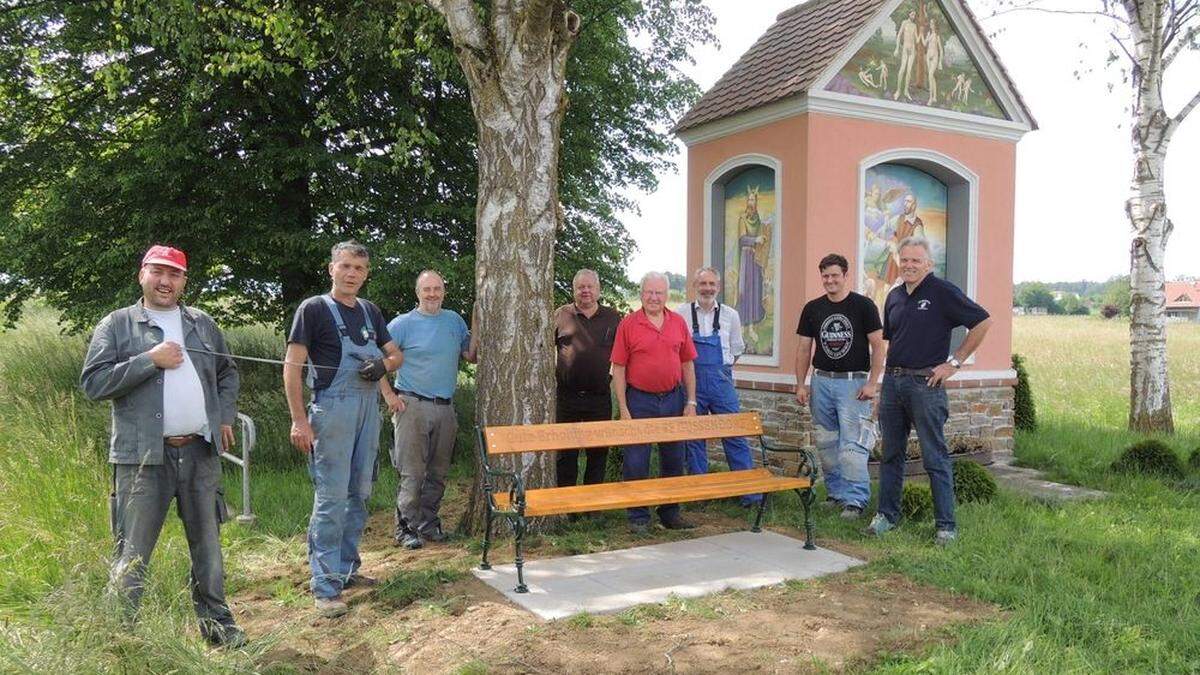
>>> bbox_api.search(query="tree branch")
[1163,24,1198,68]
[420,0,487,53]
[1176,86,1200,125]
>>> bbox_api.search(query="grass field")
[0,310,1197,672]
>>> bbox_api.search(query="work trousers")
[622,385,686,525]
[877,374,956,531]
[810,374,875,509]
[109,438,235,632]
[555,392,612,488]
[307,388,380,599]
[392,396,458,538]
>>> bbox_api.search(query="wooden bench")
[475,412,818,593]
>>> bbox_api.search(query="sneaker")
[934,529,958,546]
[344,573,378,589]
[839,505,864,520]
[660,516,697,530]
[315,597,348,618]
[863,513,895,536]
[396,532,423,550]
[628,521,650,535]
[201,622,246,649]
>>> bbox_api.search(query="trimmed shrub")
[901,483,933,520]
[953,459,998,503]
[1012,353,1037,431]
[1111,439,1185,479]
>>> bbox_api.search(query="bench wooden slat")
[491,468,812,516]
[484,412,763,455]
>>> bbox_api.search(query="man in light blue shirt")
[384,270,477,549]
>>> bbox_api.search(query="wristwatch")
[947,357,962,369]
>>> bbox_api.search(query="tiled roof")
[674,0,1037,135]
[674,0,886,134]
[1166,281,1200,309]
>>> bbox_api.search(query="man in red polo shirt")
[611,271,699,533]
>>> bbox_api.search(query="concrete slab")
[472,531,864,620]
[988,452,1107,503]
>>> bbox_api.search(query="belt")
[559,389,611,398]
[164,434,204,448]
[628,385,681,398]
[886,366,934,377]
[398,390,452,405]
[814,369,869,380]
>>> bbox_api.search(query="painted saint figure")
[884,194,926,287]
[893,10,919,101]
[736,185,767,327]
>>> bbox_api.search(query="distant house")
[1165,281,1200,323]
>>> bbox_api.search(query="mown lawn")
[0,309,1197,672]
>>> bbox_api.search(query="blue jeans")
[685,365,761,504]
[307,388,380,599]
[810,374,875,509]
[876,374,956,531]
[622,385,686,525]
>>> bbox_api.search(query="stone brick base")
[715,380,1015,475]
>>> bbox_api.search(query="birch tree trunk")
[421,0,580,533]
[1124,0,1175,433]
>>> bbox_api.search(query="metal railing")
[219,413,257,525]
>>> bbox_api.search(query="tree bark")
[424,0,580,534]
[1124,0,1175,433]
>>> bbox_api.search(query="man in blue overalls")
[283,241,404,618]
[674,267,760,506]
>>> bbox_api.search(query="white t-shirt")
[144,306,209,438]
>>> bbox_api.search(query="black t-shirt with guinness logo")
[797,292,882,373]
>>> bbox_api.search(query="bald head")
[415,269,446,314]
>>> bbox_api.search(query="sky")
[620,0,1200,284]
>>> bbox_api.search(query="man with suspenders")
[283,241,404,618]
[674,267,761,506]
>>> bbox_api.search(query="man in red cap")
[81,245,244,647]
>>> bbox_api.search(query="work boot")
[840,505,864,520]
[344,573,378,589]
[200,621,246,649]
[660,516,696,530]
[314,597,348,619]
[422,525,451,543]
[397,531,423,550]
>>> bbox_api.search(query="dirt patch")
[232,504,995,673]
[379,573,994,674]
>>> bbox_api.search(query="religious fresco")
[722,166,777,360]
[827,0,1006,119]
[861,163,948,311]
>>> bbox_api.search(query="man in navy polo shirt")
[866,237,992,545]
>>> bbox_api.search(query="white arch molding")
[702,153,783,367]
[857,147,981,362]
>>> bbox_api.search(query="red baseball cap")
[141,245,187,272]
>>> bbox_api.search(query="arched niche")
[703,154,783,367]
[858,148,979,356]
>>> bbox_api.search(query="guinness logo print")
[819,313,853,360]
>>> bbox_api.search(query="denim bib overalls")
[684,303,759,504]
[306,295,382,599]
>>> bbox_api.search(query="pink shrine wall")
[685,111,1017,386]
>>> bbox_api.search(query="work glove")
[358,357,388,381]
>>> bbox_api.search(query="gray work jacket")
[80,300,239,465]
